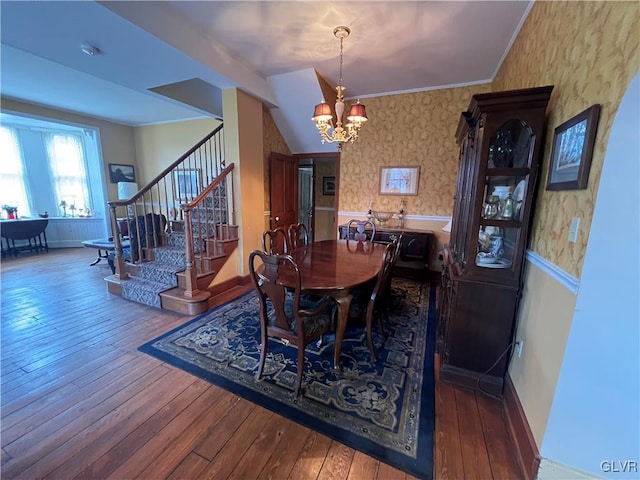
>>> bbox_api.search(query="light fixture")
[81,44,101,56]
[117,182,139,200]
[118,182,139,217]
[312,26,367,149]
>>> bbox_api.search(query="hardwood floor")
[1,248,522,479]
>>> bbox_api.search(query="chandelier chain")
[339,36,344,87]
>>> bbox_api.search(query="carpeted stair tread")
[117,216,238,311]
[153,246,189,266]
[121,277,174,309]
[136,261,185,287]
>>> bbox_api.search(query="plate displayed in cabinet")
[513,180,526,203]
[476,258,512,269]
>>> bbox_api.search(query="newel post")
[182,207,200,298]
[109,204,128,280]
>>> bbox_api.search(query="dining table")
[1,218,49,257]
[278,238,386,369]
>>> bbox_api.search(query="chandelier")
[312,26,368,149]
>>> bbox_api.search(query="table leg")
[89,249,108,266]
[333,293,353,370]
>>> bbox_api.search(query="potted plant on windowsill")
[2,205,18,220]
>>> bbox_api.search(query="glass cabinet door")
[476,119,533,269]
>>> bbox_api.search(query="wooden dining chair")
[262,227,289,255]
[360,242,395,360]
[288,223,309,250]
[384,234,404,312]
[346,219,376,242]
[346,241,395,360]
[249,249,335,396]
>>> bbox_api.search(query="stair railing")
[107,124,230,282]
[181,163,236,297]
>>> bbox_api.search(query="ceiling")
[0,1,533,153]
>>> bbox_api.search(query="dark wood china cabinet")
[439,86,553,395]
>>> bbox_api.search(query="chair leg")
[295,347,305,396]
[256,335,267,381]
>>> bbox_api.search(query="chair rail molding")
[525,250,579,295]
[338,211,450,222]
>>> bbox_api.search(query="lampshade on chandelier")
[312,26,368,149]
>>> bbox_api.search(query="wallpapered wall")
[492,1,639,279]
[262,105,291,215]
[338,84,490,216]
[493,0,639,452]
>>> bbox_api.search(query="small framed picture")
[546,105,601,191]
[173,169,201,200]
[108,163,136,184]
[379,166,420,195]
[323,176,336,196]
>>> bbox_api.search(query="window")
[44,133,90,214]
[0,113,106,220]
[0,126,31,217]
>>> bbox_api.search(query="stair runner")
[120,189,227,309]
[120,233,187,308]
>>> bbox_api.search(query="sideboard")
[338,224,434,281]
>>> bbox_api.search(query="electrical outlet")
[569,217,580,243]
[515,340,524,358]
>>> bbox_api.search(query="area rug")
[139,278,436,479]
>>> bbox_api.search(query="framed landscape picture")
[108,163,136,184]
[546,105,601,191]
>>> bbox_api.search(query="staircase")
[105,125,240,315]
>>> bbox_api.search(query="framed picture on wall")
[546,104,601,191]
[108,163,136,184]
[173,169,201,200]
[322,176,336,196]
[379,166,420,195]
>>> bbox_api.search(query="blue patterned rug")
[139,278,435,479]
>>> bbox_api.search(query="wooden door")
[269,153,298,244]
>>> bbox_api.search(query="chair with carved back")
[346,219,376,242]
[346,234,401,359]
[249,250,335,396]
[288,223,309,250]
[357,241,395,360]
[262,227,289,255]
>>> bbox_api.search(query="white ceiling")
[0,0,532,153]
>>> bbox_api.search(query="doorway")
[269,152,338,241]
[298,166,314,240]
[295,154,338,241]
